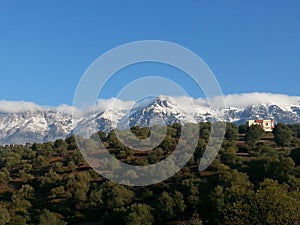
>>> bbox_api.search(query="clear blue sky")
[0,1,299,106]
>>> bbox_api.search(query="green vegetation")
[0,122,300,224]
[244,124,264,148]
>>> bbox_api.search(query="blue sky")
[0,1,300,106]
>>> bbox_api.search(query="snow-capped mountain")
[0,110,75,145]
[0,93,300,145]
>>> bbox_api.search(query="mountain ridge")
[0,93,300,145]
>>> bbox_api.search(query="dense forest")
[0,122,300,225]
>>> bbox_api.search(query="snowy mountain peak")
[0,93,300,145]
[152,96,170,107]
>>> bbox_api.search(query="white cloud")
[160,95,209,112]
[55,104,82,117]
[66,98,135,117]
[214,92,300,108]
[0,98,135,115]
[0,92,299,114]
[160,93,300,112]
[0,100,42,113]
[94,98,135,112]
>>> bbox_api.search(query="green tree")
[217,168,253,189]
[273,123,292,149]
[33,155,49,169]
[147,151,159,164]
[107,131,126,149]
[290,148,300,165]
[199,122,211,142]
[89,188,103,208]
[210,169,254,225]
[101,181,134,209]
[247,153,295,183]
[157,191,175,217]
[182,178,200,208]
[40,168,61,186]
[7,215,27,225]
[66,160,77,171]
[172,191,186,214]
[245,125,264,149]
[49,186,71,200]
[211,184,253,225]
[0,168,10,184]
[65,135,78,150]
[225,123,239,140]
[188,212,203,225]
[32,142,52,157]
[0,207,9,225]
[238,123,248,134]
[126,203,154,225]
[39,210,66,225]
[130,126,150,139]
[53,139,68,149]
[11,184,35,217]
[159,135,177,151]
[220,142,240,167]
[72,150,84,165]
[19,169,34,183]
[51,161,64,173]
[53,139,67,156]
[74,172,91,208]
[4,152,21,170]
[249,179,300,225]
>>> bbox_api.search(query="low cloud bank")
[0,93,299,115]
[215,92,300,108]
[0,101,42,113]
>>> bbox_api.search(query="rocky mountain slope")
[0,93,300,145]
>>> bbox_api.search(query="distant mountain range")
[0,93,300,145]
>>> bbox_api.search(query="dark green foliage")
[172,191,186,214]
[100,181,134,210]
[39,210,66,225]
[249,179,300,225]
[245,125,264,148]
[90,131,107,142]
[290,148,300,165]
[288,124,300,138]
[273,123,292,149]
[0,168,10,184]
[0,123,299,225]
[130,126,151,139]
[157,191,175,217]
[225,123,239,140]
[238,123,248,134]
[219,141,240,167]
[211,177,300,225]
[199,122,211,142]
[0,207,9,225]
[126,203,154,225]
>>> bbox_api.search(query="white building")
[247,119,275,132]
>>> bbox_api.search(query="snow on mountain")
[0,93,300,145]
[0,110,75,145]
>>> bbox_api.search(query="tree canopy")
[0,122,299,224]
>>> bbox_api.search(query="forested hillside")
[0,122,300,225]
